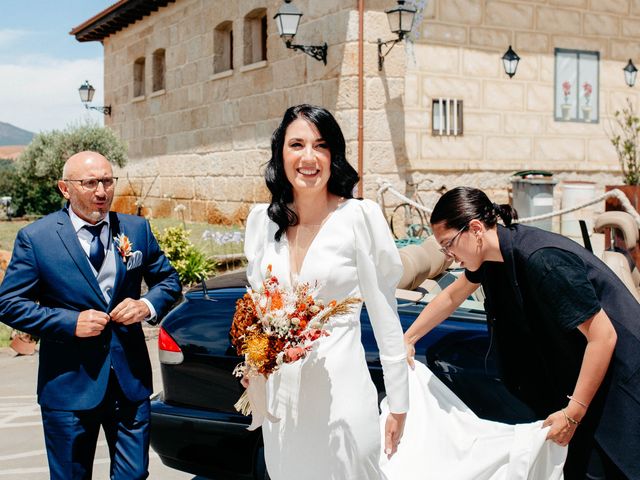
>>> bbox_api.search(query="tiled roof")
[70,0,176,42]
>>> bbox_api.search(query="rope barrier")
[376,179,640,228]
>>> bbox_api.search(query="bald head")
[58,151,115,224]
[62,151,111,180]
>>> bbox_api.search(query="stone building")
[71,0,640,223]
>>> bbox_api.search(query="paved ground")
[0,329,210,479]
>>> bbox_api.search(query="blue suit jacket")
[0,209,182,410]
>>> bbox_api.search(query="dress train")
[380,361,567,480]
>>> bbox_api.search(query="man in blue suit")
[0,151,182,479]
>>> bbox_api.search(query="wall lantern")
[624,59,637,87]
[273,0,327,65]
[78,80,111,116]
[502,45,520,78]
[377,0,417,71]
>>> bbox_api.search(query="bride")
[243,104,566,480]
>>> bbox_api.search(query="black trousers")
[564,421,628,480]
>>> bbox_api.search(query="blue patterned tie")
[84,223,106,272]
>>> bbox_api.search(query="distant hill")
[0,122,34,147]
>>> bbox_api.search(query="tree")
[10,122,128,216]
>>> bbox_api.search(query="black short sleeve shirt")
[524,248,601,332]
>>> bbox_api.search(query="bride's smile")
[283,117,331,192]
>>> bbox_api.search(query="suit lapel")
[56,209,107,306]
[110,212,127,306]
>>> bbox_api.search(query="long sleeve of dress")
[244,204,269,290]
[354,199,409,413]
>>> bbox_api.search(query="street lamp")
[273,0,327,65]
[378,0,417,71]
[624,59,637,87]
[502,45,520,78]
[78,80,111,116]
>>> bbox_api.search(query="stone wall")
[404,0,640,206]
[98,0,640,223]
[102,0,408,222]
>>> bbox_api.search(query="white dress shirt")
[68,207,156,320]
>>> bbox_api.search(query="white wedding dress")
[244,199,566,480]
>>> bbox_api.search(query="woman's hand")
[405,340,416,370]
[384,412,406,459]
[542,409,578,446]
[240,374,250,389]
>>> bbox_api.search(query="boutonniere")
[114,233,133,263]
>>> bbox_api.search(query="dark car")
[150,270,537,480]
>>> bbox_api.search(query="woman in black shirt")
[404,186,640,480]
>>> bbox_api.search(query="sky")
[0,0,115,134]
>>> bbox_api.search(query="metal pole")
[357,0,364,197]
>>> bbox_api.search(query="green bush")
[153,225,217,287]
[10,122,127,216]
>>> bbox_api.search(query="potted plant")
[561,81,572,121]
[606,97,640,266]
[582,81,593,122]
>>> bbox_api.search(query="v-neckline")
[284,199,349,281]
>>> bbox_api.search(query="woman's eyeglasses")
[439,224,468,256]
[64,177,118,190]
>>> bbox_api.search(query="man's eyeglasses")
[64,177,118,191]
[439,224,468,257]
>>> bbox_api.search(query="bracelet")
[567,395,589,409]
[562,408,580,426]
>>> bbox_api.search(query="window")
[244,8,267,65]
[133,57,145,97]
[214,21,234,73]
[432,99,463,136]
[152,49,165,92]
[554,49,599,123]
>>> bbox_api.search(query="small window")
[432,99,463,136]
[554,49,599,123]
[214,21,234,73]
[152,49,165,92]
[244,8,267,65]
[133,57,145,97]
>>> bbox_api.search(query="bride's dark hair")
[265,104,359,241]
[430,186,518,230]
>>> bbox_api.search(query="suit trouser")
[41,371,150,480]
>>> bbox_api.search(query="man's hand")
[75,309,110,337]
[384,412,406,459]
[110,298,150,325]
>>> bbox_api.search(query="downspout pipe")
[357,0,364,197]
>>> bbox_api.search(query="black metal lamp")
[274,0,327,65]
[624,59,637,87]
[501,45,520,78]
[78,80,111,115]
[378,0,417,71]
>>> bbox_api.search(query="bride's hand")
[384,412,406,459]
[240,374,250,389]
[405,341,416,370]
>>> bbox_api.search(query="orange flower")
[229,294,258,354]
[244,333,270,370]
[270,291,283,310]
